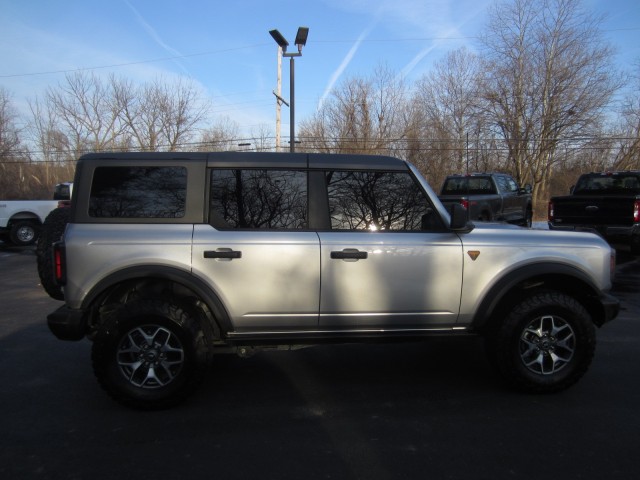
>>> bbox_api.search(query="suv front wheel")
[486,290,596,393]
[92,299,210,409]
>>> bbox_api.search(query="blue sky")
[1,0,639,137]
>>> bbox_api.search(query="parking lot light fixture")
[269,27,309,153]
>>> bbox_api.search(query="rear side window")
[89,166,187,218]
[326,170,440,231]
[209,169,308,229]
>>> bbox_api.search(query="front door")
[317,169,463,329]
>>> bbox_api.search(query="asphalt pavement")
[1,243,639,480]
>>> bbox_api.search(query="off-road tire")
[92,299,210,410]
[631,235,640,255]
[485,290,596,393]
[36,207,70,300]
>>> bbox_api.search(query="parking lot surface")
[1,243,639,480]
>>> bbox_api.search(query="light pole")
[269,27,309,153]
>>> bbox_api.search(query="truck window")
[209,169,308,229]
[89,166,187,218]
[442,177,494,195]
[325,170,440,231]
[574,175,640,194]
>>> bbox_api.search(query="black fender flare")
[81,265,233,334]
[471,261,605,331]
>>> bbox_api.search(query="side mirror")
[449,203,474,232]
[522,184,532,194]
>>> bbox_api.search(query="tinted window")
[505,177,519,192]
[442,176,494,195]
[209,169,308,229]
[574,174,640,194]
[326,171,439,231]
[89,166,187,218]
[495,176,510,193]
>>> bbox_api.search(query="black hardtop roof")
[77,151,408,171]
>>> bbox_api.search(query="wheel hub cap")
[519,315,575,375]
[117,325,185,388]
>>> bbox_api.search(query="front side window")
[89,166,187,218]
[209,169,308,229]
[326,170,439,231]
[505,177,519,192]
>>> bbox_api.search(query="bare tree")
[0,87,22,159]
[480,0,621,209]
[299,65,408,155]
[44,72,125,155]
[249,124,273,152]
[196,116,241,151]
[116,77,210,151]
[0,88,25,197]
[159,79,210,151]
[612,64,640,170]
[414,48,485,174]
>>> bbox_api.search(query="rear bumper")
[549,223,639,242]
[47,305,86,341]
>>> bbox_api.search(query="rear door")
[192,168,320,331]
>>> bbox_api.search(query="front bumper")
[47,305,86,341]
[598,292,620,326]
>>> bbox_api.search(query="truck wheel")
[485,290,595,393]
[478,211,492,222]
[9,220,39,246]
[524,208,533,228]
[92,299,210,409]
[631,235,640,255]
[36,207,70,300]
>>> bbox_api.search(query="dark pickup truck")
[548,171,640,254]
[439,173,533,227]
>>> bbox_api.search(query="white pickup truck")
[0,182,72,246]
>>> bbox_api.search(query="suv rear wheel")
[92,299,210,409]
[486,290,595,393]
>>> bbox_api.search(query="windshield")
[573,174,640,194]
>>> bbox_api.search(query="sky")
[1,0,639,142]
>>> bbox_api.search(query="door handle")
[204,249,242,259]
[330,249,368,260]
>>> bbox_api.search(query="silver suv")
[46,152,619,409]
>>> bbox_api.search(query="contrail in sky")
[123,0,190,75]
[317,23,376,111]
[398,1,490,80]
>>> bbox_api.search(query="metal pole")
[276,46,282,152]
[290,56,295,153]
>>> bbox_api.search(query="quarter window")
[209,169,308,229]
[89,166,187,218]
